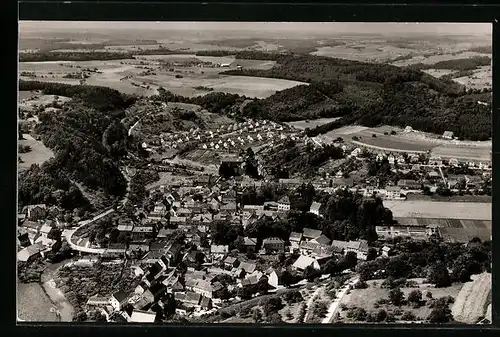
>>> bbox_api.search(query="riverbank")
[17,260,75,322]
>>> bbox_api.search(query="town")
[17,21,492,325]
[18,105,492,324]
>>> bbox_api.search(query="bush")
[355,280,368,289]
[372,134,377,138]
[393,308,403,316]
[407,289,423,307]
[376,309,387,322]
[427,306,453,323]
[347,307,367,321]
[401,311,417,321]
[313,301,328,318]
[426,291,433,299]
[389,288,405,306]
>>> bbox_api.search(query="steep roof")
[112,290,128,303]
[129,310,157,323]
[292,255,318,270]
[310,202,322,211]
[238,261,256,274]
[289,232,303,242]
[278,196,290,204]
[312,234,331,246]
[302,228,322,239]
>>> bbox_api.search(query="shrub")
[385,313,396,322]
[372,134,377,138]
[313,301,328,318]
[340,303,348,311]
[355,280,368,289]
[407,289,423,307]
[401,311,417,321]
[389,288,405,306]
[393,308,403,316]
[427,306,453,323]
[348,307,367,321]
[376,309,387,322]
[426,291,433,299]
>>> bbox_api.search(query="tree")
[407,289,423,307]
[344,251,358,270]
[428,306,453,323]
[376,309,387,322]
[47,227,62,241]
[313,301,328,318]
[366,247,378,261]
[263,297,283,317]
[252,308,263,323]
[389,287,404,306]
[427,263,452,288]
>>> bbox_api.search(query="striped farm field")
[384,200,491,221]
[394,217,491,230]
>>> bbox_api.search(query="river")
[17,260,75,322]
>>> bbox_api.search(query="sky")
[19,21,491,37]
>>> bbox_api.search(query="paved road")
[62,208,116,254]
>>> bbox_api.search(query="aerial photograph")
[17,21,492,324]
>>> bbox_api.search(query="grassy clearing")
[431,145,491,162]
[405,193,492,203]
[18,134,55,170]
[286,117,342,130]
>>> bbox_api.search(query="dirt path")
[304,286,323,323]
[40,261,75,322]
[324,277,359,323]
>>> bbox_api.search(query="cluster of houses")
[141,119,297,153]
[17,204,69,262]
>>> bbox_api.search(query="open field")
[286,117,342,130]
[20,57,304,98]
[18,134,55,171]
[321,125,491,160]
[339,279,463,323]
[453,65,492,90]
[384,200,491,221]
[451,273,491,324]
[431,146,491,162]
[395,217,491,231]
[391,51,490,67]
[405,193,492,203]
[422,69,457,78]
[17,282,57,321]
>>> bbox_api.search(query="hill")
[219,54,490,141]
[18,80,134,211]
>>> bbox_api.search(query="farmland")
[383,200,491,221]
[318,125,491,161]
[286,117,342,130]
[19,55,303,99]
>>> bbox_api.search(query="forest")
[18,81,134,211]
[219,53,490,141]
[409,56,491,71]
